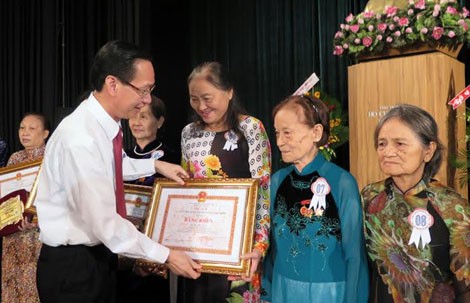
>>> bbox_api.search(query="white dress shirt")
[36,93,170,263]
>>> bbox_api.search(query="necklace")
[133,142,162,156]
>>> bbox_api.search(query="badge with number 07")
[308,177,330,211]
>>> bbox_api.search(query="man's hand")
[166,249,202,279]
[227,248,262,282]
[154,160,189,185]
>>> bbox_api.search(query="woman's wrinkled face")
[189,77,233,131]
[129,104,162,142]
[376,118,435,182]
[274,107,321,171]
[19,115,49,150]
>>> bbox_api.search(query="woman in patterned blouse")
[178,62,271,303]
[362,104,470,303]
[3,112,50,303]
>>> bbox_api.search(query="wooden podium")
[348,49,468,198]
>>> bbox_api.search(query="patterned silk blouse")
[362,178,470,303]
[261,153,369,303]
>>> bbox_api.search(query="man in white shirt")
[35,40,201,302]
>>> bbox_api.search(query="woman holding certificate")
[179,61,271,302]
[261,95,369,303]
[3,112,50,303]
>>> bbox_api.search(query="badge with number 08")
[407,208,434,250]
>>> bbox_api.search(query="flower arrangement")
[333,0,470,59]
[305,89,349,161]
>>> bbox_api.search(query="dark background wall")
[1,0,469,173]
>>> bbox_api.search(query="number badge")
[407,208,434,250]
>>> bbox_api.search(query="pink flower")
[377,34,383,41]
[362,36,373,47]
[386,36,393,43]
[345,13,354,23]
[358,18,364,24]
[343,43,349,49]
[432,26,444,40]
[368,25,374,31]
[192,161,205,178]
[340,23,345,29]
[446,6,458,14]
[350,24,360,33]
[393,16,399,22]
[394,31,401,37]
[421,27,429,34]
[334,31,344,39]
[354,38,361,44]
[448,30,456,38]
[408,9,414,15]
[459,20,469,31]
[405,27,413,33]
[333,45,344,55]
[389,24,396,30]
[415,0,425,9]
[378,23,388,32]
[385,6,398,17]
[462,7,469,18]
[363,11,375,19]
[398,17,409,26]
[433,5,441,17]
[344,24,350,30]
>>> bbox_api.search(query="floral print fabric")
[2,145,45,303]
[362,178,470,303]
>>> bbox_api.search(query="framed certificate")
[0,160,42,210]
[0,160,42,235]
[124,184,153,231]
[141,178,259,276]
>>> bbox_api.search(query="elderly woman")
[126,95,180,185]
[179,61,271,302]
[261,95,369,303]
[3,112,50,303]
[361,104,470,303]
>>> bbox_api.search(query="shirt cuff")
[147,242,170,264]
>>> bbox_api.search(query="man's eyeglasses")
[121,79,155,98]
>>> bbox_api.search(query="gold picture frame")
[141,178,258,276]
[0,159,42,210]
[0,160,42,227]
[124,183,153,231]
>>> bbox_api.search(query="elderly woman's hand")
[227,248,262,282]
[18,216,38,231]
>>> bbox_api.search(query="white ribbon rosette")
[223,130,239,151]
[407,208,434,250]
[308,177,331,211]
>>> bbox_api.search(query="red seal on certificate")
[308,177,330,212]
[407,208,434,249]
[197,191,207,202]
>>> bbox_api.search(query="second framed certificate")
[143,178,258,276]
